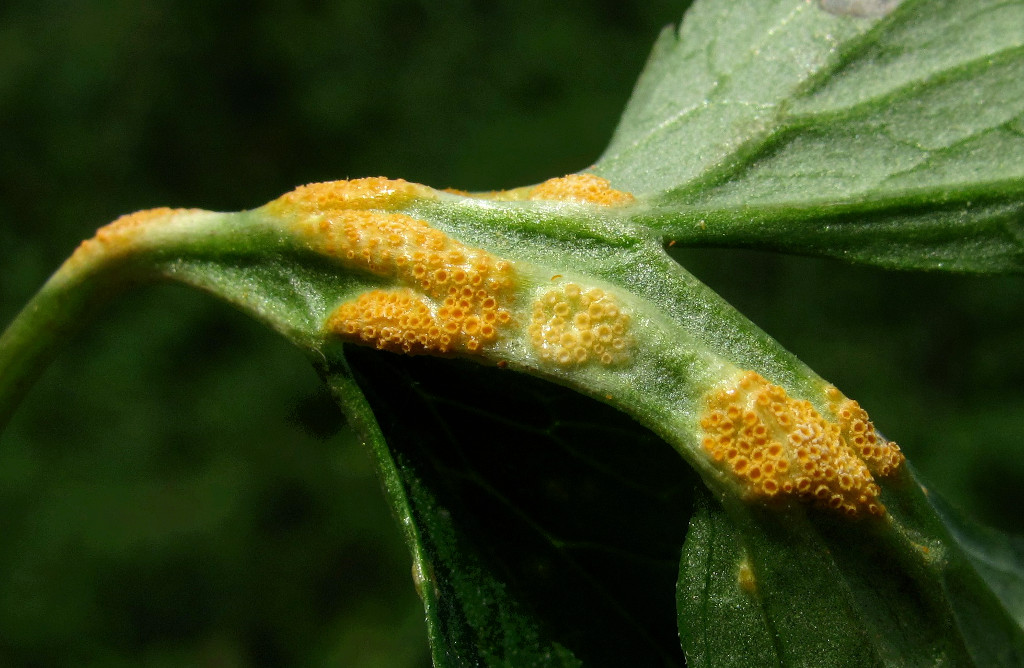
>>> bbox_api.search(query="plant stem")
[0,261,133,431]
[0,207,234,432]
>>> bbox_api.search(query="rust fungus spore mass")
[267,176,433,214]
[528,283,633,366]
[529,173,635,206]
[70,207,202,265]
[700,371,904,517]
[277,178,516,356]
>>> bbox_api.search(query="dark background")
[1,1,1022,665]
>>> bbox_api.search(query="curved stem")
[0,207,229,433]
[0,261,133,431]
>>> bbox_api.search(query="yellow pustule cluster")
[700,371,903,517]
[279,182,515,356]
[265,177,434,215]
[528,283,632,366]
[323,287,495,355]
[529,173,635,206]
[828,387,905,477]
[295,208,515,299]
[326,280,512,355]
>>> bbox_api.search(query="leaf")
[679,491,920,666]
[679,485,1024,666]
[597,0,1024,272]
[9,200,1022,666]
[337,347,699,666]
[929,489,1024,628]
[677,492,780,667]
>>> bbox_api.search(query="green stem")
[0,261,135,431]
[0,207,260,433]
[317,351,448,664]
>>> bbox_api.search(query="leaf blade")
[596,0,879,195]
[597,0,1024,272]
[342,348,698,666]
[929,490,1024,629]
[678,492,781,668]
[679,483,1024,667]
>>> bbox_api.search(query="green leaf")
[680,484,1024,666]
[5,156,1022,666]
[598,0,1024,272]
[336,347,699,666]
[930,489,1024,628]
[677,491,779,667]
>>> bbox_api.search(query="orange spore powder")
[266,177,433,214]
[700,371,904,517]
[529,173,635,206]
[274,178,515,356]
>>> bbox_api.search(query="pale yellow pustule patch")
[266,177,435,216]
[70,208,202,265]
[528,283,632,367]
[529,173,635,206]
[699,371,904,517]
[288,188,515,356]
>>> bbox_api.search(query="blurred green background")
[1,1,1022,665]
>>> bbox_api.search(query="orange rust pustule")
[326,285,509,356]
[310,207,516,356]
[71,207,201,263]
[700,371,903,517]
[269,176,518,358]
[827,386,905,477]
[266,177,434,216]
[326,289,445,355]
[529,173,635,206]
[296,210,516,301]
